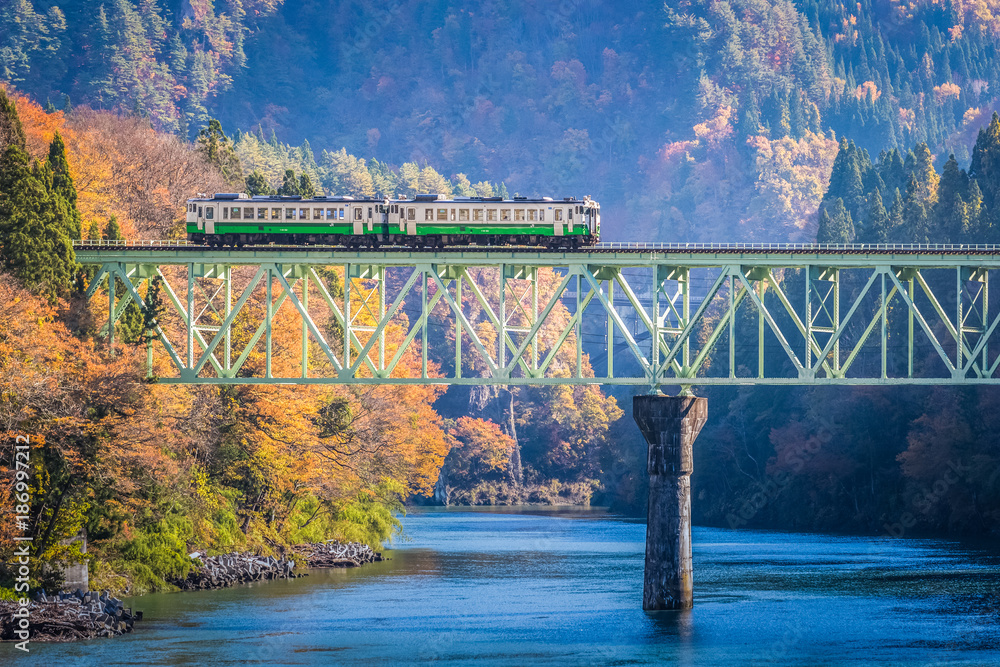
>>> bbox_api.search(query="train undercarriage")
[187,232,598,249]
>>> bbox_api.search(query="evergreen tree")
[0,89,27,150]
[278,169,301,196]
[902,175,931,243]
[0,145,76,301]
[970,112,1000,223]
[888,189,906,242]
[817,198,855,243]
[860,188,890,244]
[299,173,317,198]
[197,119,245,189]
[498,182,510,199]
[47,132,82,239]
[823,139,867,221]
[935,154,970,240]
[103,215,123,241]
[245,170,275,196]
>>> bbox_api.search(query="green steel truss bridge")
[76,241,1000,388]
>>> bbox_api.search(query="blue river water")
[4,507,999,665]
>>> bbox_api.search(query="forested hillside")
[9,0,1000,240]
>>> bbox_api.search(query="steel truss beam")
[77,248,1000,387]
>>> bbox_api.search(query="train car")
[185,193,600,248]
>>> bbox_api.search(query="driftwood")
[170,552,300,591]
[295,541,383,568]
[0,589,142,642]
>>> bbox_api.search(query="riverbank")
[1,541,384,644]
[0,589,140,642]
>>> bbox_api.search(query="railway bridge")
[76,240,1000,611]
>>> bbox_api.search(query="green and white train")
[185,193,600,248]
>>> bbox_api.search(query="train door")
[353,207,363,235]
[205,206,216,234]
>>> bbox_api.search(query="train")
[185,193,600,248]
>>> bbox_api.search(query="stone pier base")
[633,395,708,611]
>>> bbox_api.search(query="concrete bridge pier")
[633,394,708,611]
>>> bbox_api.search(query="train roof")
[187,193,597,204]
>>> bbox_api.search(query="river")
[4,507,999,665]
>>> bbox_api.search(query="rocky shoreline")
[0,589,141,642]
[1,541,384,643]
[296,541,384,568]
[170,552,301,591]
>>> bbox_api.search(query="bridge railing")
[73,240,1000,253]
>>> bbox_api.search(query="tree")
[299,172,317,198]
[103,215,123,241]
[0,88,27,150]
[860,188,890,244]
[817,197,854,243]
[935,155,970,241]
[498,181,510,199]
[196,119,244,189]
[277,169,301,196]
[47,132,82,239]
[0,145,76,301]
[245,170,275,196]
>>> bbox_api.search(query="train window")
[528,209,537,221]
[500,209,511,221]
[437,208,447,221]
[450,209,456,221]
[459,209,469,221]
[271,208,280,220]
[223,207,229,219]
[539,210,545,221]
[313,208,322,220]
[257,208,266,219]
[425,209,433,221]
[568,208,573,219]
[244,207,254,219]
[473,209,483,221]
[206,207,214,219]
[514,209,525,221]
[355,208,363,220]
[230,207,240,220]
[407,208,416,220]
[339,209,345,219]
[555,209,563,222]
[298,208,307,219]
[326,208,335,219]
[487,209,497,221]
[368,207,373,218]
[286,208,294,220]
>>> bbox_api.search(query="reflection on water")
[4,507,999,665]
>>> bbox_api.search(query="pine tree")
[47,132,82,239]
[245,170,275,196]
[103,215,123,241]
[817,198,855,243]
[278,169,301,196]
[860,188,890,244]
[0,145,76,302]
[498,182,510,199]
[299,173,317,198]
[197,119,245,189]
[888,189,906,242]
[935,154,970,240]
[970,112,1000,225]
[903,175,931,243]
[0,89,27,150]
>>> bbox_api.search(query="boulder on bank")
[0,589,142,642]
[295,541,383,568]
[170,552,299,591]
